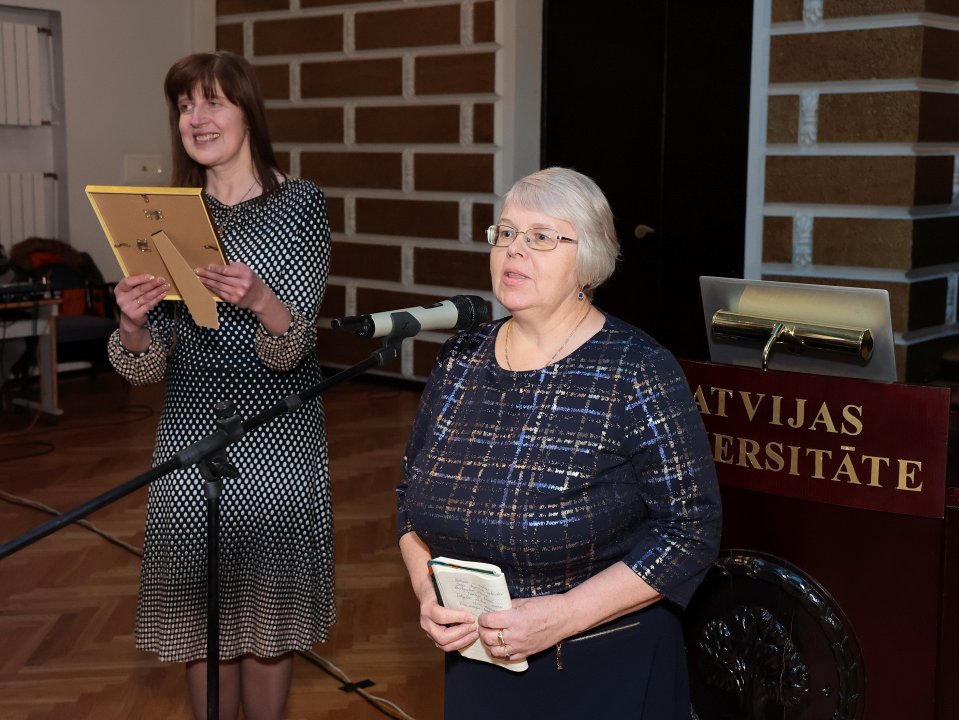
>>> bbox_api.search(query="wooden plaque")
[85,185,225,301]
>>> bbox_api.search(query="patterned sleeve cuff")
[107,328,169,386]
[254,302,317,372]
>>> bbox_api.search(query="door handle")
[634,224,655,239]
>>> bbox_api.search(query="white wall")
[496,0,542,196]
[2,0,214,281]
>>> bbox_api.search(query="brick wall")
[213,1,959,382]
[215,0,506,379]
[759,0,959,381]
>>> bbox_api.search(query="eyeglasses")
[486,224,578,251]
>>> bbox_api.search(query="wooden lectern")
[682,278,957,720]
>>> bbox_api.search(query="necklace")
[504,304,591,371]
[214,177,259,238]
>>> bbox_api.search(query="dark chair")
[9,238,118,377]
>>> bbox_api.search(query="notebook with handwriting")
[428,557,528,672]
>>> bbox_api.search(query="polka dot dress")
[128,178,334,663]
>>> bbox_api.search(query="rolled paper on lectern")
[711,310,873,361]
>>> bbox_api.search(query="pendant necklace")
[504,304,591,371]
[214,177,259,238]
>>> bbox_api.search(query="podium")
[679,358,957,719]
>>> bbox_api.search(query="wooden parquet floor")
[0,370,443,720]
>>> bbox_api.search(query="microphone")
[332,295,489,339]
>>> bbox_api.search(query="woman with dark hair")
[108,51,333,719]
[397,167,721,719]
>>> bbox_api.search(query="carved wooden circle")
[683,550,864,720]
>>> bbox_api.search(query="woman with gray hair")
[397,166,722,718]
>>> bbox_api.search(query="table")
[0,298,63,417]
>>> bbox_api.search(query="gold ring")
[497,630,505,646]
[503,644,510,659]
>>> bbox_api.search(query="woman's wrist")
[253,292,293,336]
[414,576,438,606]
[550,592,582,640]
[118,318,151,353]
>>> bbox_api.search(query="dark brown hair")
[163,51,283,195]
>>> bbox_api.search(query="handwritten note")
[428,556,528,672]
[445,575,510,615]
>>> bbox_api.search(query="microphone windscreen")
[330,314,374,336]
[450,295,489,330]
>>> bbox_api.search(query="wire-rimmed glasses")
[486,224,578,251]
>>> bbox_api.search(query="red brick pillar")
[759,0,959,381]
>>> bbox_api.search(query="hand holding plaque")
[86,185,225,329]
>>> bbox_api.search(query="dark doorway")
[541,1,753,360]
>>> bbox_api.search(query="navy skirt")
[443,602,691,719]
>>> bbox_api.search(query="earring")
[577,289,586,301]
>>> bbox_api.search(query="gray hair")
[501,167,620,294]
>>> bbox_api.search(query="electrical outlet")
[123,154,167,183]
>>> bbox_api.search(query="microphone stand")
[197,405,240,720]
[0,324,415,720]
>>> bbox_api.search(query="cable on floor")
[297,649,417,720]
[0,488,420,720]
[0,440,55,462]
[0,489,144,556]
[0,403,155,459]
[0,398,44,437]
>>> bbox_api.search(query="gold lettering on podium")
[842,405,864,435]
[897,460,922,492]
[693,387,863,436]
[693,383,923,494]
[861,455,890,487]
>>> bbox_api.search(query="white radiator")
[0,21,43,126]
[0,172,54,250]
